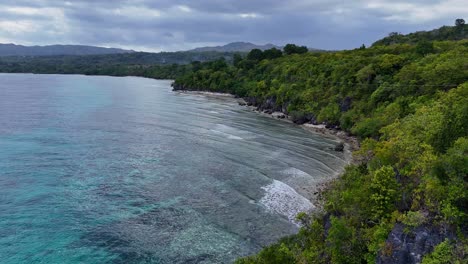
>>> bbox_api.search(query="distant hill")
[373,23,468,46]
[0,50,236,76]
[189,42,281,52]
[0,44,135,57]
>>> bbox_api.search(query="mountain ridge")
[0,43,135,57]
[188,42,281,52]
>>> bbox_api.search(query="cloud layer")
[0,0,466,51]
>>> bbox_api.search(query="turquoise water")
[0,74,347,263]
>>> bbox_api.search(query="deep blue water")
[0,74,346,263]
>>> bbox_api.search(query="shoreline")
[245,106,359,165]
[175,90,237,98]
[176,90,359,164]
[176,90,360,218]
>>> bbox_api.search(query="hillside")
[189,42,280,52]
[0,43,135,57]
[373,22,467,46]
[173,24,468,263]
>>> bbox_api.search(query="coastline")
[175,90,360,218]
[175,90,237,98]
[176,90,359,164]
[244,107,359,165]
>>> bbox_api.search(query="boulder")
[334,142,345,152]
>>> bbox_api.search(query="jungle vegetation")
[172,23,468,263]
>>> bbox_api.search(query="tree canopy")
[283,44,309,55]
[173,25,468,263]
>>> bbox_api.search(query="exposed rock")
[334,142,345,152]
[377,223,453,264]
[290,112,316,124]
[271,112,286,119]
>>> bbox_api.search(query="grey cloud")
[0,0,465,51]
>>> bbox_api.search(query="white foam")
[282,168,312,178]
[227,135,243,140]
[210,129,243,140]
[259,180,314,225]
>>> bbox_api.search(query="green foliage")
[236,242,296,264]
[326,216,364,263]
[0,50,239,79]
[174,38,467,139]
[263,48,283,60]
[247,49,265,61]
[365,221,394,263]
[283,44,308,55]
[416,41,435,56]
[373,23,468,46]
[173,27,468,262]
[317,103,340,124]
[431,83,468,153]
[370,166,401,220]
[428,137,468,225]
[233,53,243,67]
[351,117,382,139]
[421,239,454,264]
[455,19,465,27]
[399,211,426,228]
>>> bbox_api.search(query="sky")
[0,0,466,52]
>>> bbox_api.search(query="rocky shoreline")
[175,90,359,164]
[174,89,454,264]
[175,90,360,208]
[240,103,359,165]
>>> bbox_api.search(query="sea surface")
[0,74,347,263]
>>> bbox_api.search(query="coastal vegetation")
[172,23,468,263]
[0,21,466,263]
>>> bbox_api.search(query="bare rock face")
[377,223,453,264]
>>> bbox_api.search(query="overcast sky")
[0,0,466,52]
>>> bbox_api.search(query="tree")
[370,166,400,219]
[210,58,228,71]
[247,49,264,61]
[263,48,283,60]
[326,216,363,263]
[455,18,465,27]
[283,44,308,55]
[191,61,202,71]
[415,40,435,56]
[382,32,403,45]
[233,53,243,67]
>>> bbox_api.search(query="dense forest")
[173,22,468,263]
[0,50,235,79]
[373,20,468,46]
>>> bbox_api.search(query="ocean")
[0,74,346,263]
